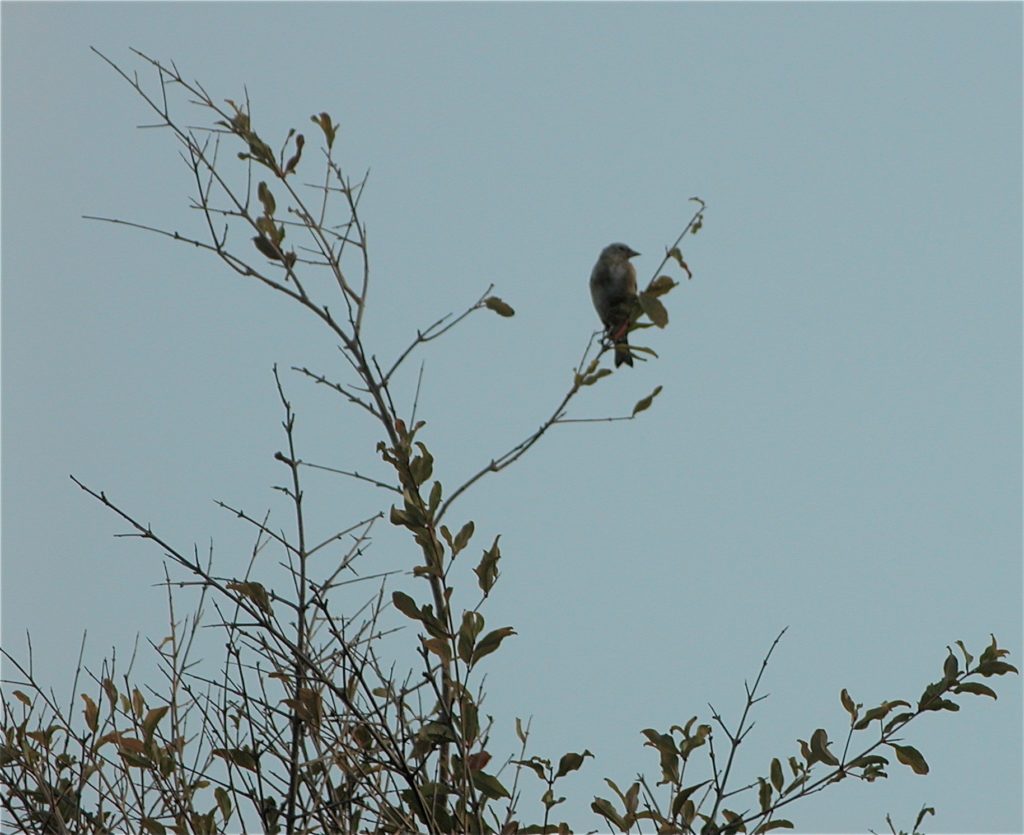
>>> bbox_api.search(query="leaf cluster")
[588,635,1017,834]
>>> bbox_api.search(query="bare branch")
[295,460,400,494]
[382,283,495,384]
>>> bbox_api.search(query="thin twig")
[295,460,400,494]
[708,626,788,823]
[382,283,494,384]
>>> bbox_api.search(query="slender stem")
[708,627,787,823]
[644,199,705,286]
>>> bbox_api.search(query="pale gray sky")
[2,3,1021,832]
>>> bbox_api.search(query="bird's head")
[601,242,640,261]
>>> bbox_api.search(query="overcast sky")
[2,3,1021,832]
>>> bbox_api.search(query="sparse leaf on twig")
[632,385,663,416]
[484,296,515,317]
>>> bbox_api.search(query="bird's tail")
[614,333,634,368]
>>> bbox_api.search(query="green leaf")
[428,480,442,513]
[119,750,155,769]
[474,536,501,594]
[670,780,709,817]
[416,721,454,746]
[257,181,276,216]
[410,442,434,485]
[392,591,423,623]
[679,722,711,759]
[311,112,337,149]
[578,357,600,379]
[645,275,678,297]
[141,819,167,835]
[720,809,743,833]
[917,680,946,711]
[604,777,627,805]
[212,747,258,773]
[512,757,547,781]
[422,636,452,666]
[252,235,282,261]
[753,821,794,833]
[632,385,663,417]
[943,650,959,683]
[853,699,911,730]
[457,610,485,663]
[484,296,515,317]
[641,728,680,784]
[462,610,485,641]
[81,693,99,732]
[515,716,528,744]
[810,728,839,766]
[214,786,232,822]
[847,753,888,769]
[459,696,480,745]
[977,660,1018,677]
[141,705,169,743]
[255,215,281,243]
[668,247,693,278]
[540,787,565,810]
[282,688,323,733]
[954,681,997,699]
[890,743,929,775]
[580,368,613,386]
[624,781,640,814]
[678,799,697,826]
[473,626,516,663]
[472,770,511,799]
[979,633,1004,664]
[590,797,626,830]
[554,749,593,779]
[284,134,305,175]
[452,520,475,555]
[641,728,674,754]
[638,292,669,328]
[758,777,772,812]
[914,806,936,830]
[667,786,692,819]
[840,688,858,722]
[770,757,784,793]
[955,639,974,669]
[882,711,914,734]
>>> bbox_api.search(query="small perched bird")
[590,242,640,367]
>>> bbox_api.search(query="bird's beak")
[628,248,640,258]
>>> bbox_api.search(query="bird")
[590,242,640,367]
